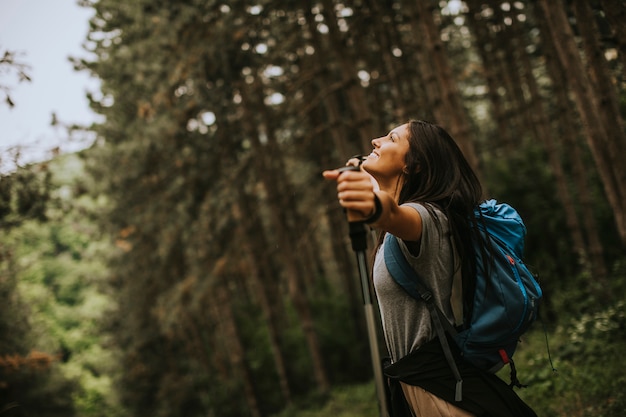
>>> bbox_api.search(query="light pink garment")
[400,383,475,417]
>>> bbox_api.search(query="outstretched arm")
[323,168,423,243]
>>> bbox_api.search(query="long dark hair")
[396,120,484,320]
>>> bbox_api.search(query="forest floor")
[271,299,626,417]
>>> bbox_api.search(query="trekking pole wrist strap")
[364,193,383,224]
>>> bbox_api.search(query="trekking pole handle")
[337,164,368,252]
[337,164,362,216]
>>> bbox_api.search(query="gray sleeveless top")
[373,202,459,363]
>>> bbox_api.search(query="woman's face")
[362,123,411,183]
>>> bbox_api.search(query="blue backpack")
[384,200,542,401]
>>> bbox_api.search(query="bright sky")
[0,0,100,171]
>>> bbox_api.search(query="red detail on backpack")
[499,349,510,364]
[507,255,515,265]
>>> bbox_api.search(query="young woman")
[323,120,537,417]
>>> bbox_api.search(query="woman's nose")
[371,137,381,147]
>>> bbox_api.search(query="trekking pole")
[338,165,389,417]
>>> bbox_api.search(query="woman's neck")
[376,175,404,202]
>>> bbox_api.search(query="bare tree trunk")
[298,8,380,360]
[572,1,626,240]
[537,0,626,246]
[465,1,515,152]
[405,0,482,178]
[572,0,626,161]
[234,192,293,405]
[513,5,605,278]
[241,81,331,393]
[298,58,369,346]
[211,262,261,417]
[379,1,427,122]
[466,0,609,281]
[533,1,611,295]
[492,5,533,152]
[597,0,626,72]
[386,19,434,122]
[315,0,377,151]
[366,0,407,121]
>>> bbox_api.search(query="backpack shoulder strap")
[383,233,464,401]
[383,233,430,300]
[383,233,459,337]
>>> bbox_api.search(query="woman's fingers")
[345,157,362,167]
[337,187,376,218]
[322,169,340,180]
[337,188,373,202]
[323,168,375,219]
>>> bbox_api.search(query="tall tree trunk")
[299,10,379,363]
[386,12,430,122]
[317,0,377,151]
[211,262,261,417]
[234,192,293,405]
[366,0,407,120]
[537,0,626,246]
[533,2,610,292]
[513,5,605,278]
[261,114,325,293]
[597,0,626,72]
[572,1,626,241]
[492,5,532,152]
[465,1,515,152]
[299,57,369,349]
[405,0,482,178]
[241,81,330,393]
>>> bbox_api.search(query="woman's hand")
[323,165,423,242]
[323,168,378,222]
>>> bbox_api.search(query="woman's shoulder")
[402,202,449,240]
[402,201,446,220]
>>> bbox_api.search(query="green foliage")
[508,261,626,417]
[280,298,321,394]
[0,162,77,416]
[0,164,50,228]
[236,302,287,414]
[310,279,371,383]
[269,382,379,417]
[514,305,626,416]
[485,140,576,275]
[0,154,123,417]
